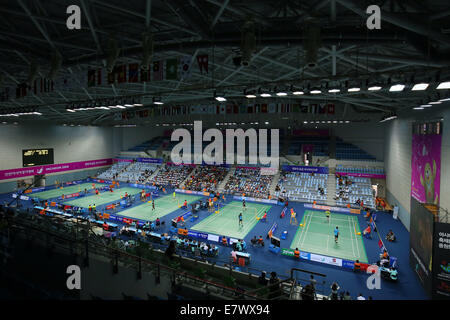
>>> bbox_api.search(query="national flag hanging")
[233,104,239,114]
[140,67,151,82]
[107,70,116,84]
[247,105,254,113]
[180,55,192,80]
[268,103,276,113]
[293,104,300,113]
[16,83,27,98]
[87,70,96,87]
[138,110,149,118]
[128,63,139,83]
[114,112,122,121]
[116,65,127,83]
[197,54,208,74]
[0,87,11,102]
[301,105,308,113]
[226,104,232,114]
[97,69,103,86]
[317,103,325,114]
[261,104,268,113]
[153,61,164,81]
[255,104,261,113]
[309,104,318,114]
[327,103,335,114]
[216,105,226,114]
[239,105,246,114]
[166,58,178,80]
[378,239,383,248]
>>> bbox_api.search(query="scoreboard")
[23,148,54,167]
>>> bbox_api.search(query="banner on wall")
[281,165,329,174]
[411,134,442,205]
[432,222,450,299]
[336,172,386,179]
[0,159,113,181]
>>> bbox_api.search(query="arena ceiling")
[0,0,450,125]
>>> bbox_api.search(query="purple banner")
[166,162,196,167]
[114,158,133,163]
[137,158,163,164]
[336,172,386,179]
[282,165,329,174]
[411,134,442,204]
[0,158,113,181]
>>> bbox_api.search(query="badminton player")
[239,212,243,227]
[334,226,339,243]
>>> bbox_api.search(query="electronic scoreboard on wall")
[22,148,54,167]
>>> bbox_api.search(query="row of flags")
[116,103,336,120]
[6,54,210,100]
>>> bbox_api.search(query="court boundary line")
[347,215,356,258]
[116,193,203,221]
[191,201,271,239]
[290,210,369,263]
[300,211,314,247]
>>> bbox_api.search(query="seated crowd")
[116,162,159,183]
[152,164,194,188]
[224,167,273,199]
[274,171,328,203]
[97,162,129,180]
[183,166,229,193]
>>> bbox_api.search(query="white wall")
[0,124,118,170]
[384,119,412,230]
[115,126,166,152]
[333,123,385,160]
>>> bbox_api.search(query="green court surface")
[63,187,141,208]
[290,210,368,263]
[31,183,102,199]
[191,201,272,239]
[116,193,203,221]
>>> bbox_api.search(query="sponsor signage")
[281,248,294,257]
[207,234,219,242]
[282,165,329,174]
[233,195,278,205]
[336,172,386,179]
[432,222,450,299]
[342,260,355,269]
[64,192,80,199]
[0,158,113,181]
[310,253,343,267]
[137,158,163,164]
[304,203,360,214]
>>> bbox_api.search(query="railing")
[2,212,273,300]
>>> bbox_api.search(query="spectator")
[165,240,176,260]
[329,282,340,300]
[301,284,315,300]
[386,230,396,242]
[357,293,366,300]
[268,272,281,299]
[343,291,352,300]
[309,275,317,290]
[258,271,268,286]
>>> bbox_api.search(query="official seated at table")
[354,259,361,272]
[386,230,396,242]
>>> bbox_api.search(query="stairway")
[326,173,337,206]
[268,170,281,196]
[217,166,235,192]
[146,165,162,183]
[180,167,197,189]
